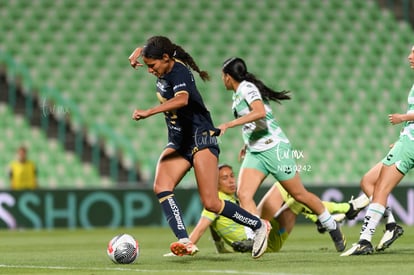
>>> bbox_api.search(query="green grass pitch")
[0,224,413,275]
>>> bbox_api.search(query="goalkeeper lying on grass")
[164,164,369,255]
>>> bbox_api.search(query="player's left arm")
[218,100,266,135]
[209,226,232,253]
[388,112,414,125]
[132,92,189,121]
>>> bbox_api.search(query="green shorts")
[275,182,306,215]
[382,135,414,175]
[266,218,289,252]
[241,143,296,181]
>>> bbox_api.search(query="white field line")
[0,264,310,275]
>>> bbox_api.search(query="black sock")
[157,191,188,239]
[220,200,262,230]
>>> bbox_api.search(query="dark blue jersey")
[155,61,216,148]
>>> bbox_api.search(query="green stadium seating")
[0,103,104,189]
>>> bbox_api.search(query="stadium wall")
[1,186,414,229]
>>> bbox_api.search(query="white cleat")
[252,219,271,259]
[163,252,176,257]
[333,213,346,223]
[376,224,404,251]
[340,240,373,256]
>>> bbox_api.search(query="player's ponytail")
[222,57,291,103]
[172,44,210,81]
[142,36,210,81]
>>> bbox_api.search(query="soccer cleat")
[376,224,404,251]
[315,220,326,234]
[316,214,346,234]
[252,219,271,259]
[328,222,346,252]
[232,239,253,253]
[170,240,199,256]
[163,252,176,257]
[346,195,370,220]
[333,213,346,223]
[340,239,373,256]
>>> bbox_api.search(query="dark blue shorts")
[166,130,220,164]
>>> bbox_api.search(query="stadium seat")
[0,103,107,188]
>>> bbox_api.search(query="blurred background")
[1,0,414,190]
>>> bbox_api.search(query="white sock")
[383,207,396,224]
[318,209,336,231]
[179,237,190,243]
[360,203,385,242]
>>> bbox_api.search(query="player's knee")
[153,183,161,194]
[153,182,172,194]
[360,174,369,190]
[289,192,307,204]
[236,190,253,203]
[203,199,221,213]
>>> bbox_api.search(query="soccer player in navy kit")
[128,36,270,259]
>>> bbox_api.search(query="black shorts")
[166,130,220,165]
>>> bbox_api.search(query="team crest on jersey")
[284,166,292,175]
[156,81,167,92]
[386,153,393,161]
[232,94,243,106]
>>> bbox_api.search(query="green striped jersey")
[232,80,289,151]
[400,84,414,139]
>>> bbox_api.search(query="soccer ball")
[107,233,139,264]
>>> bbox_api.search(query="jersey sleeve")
[242,82,262,105]
[170,65,193,96]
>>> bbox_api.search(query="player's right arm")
[128,47,144,68]
[189,216,212,245]
[388,112,414,124]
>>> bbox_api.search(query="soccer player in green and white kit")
[217,57,346,252]
[341,45,414,256]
